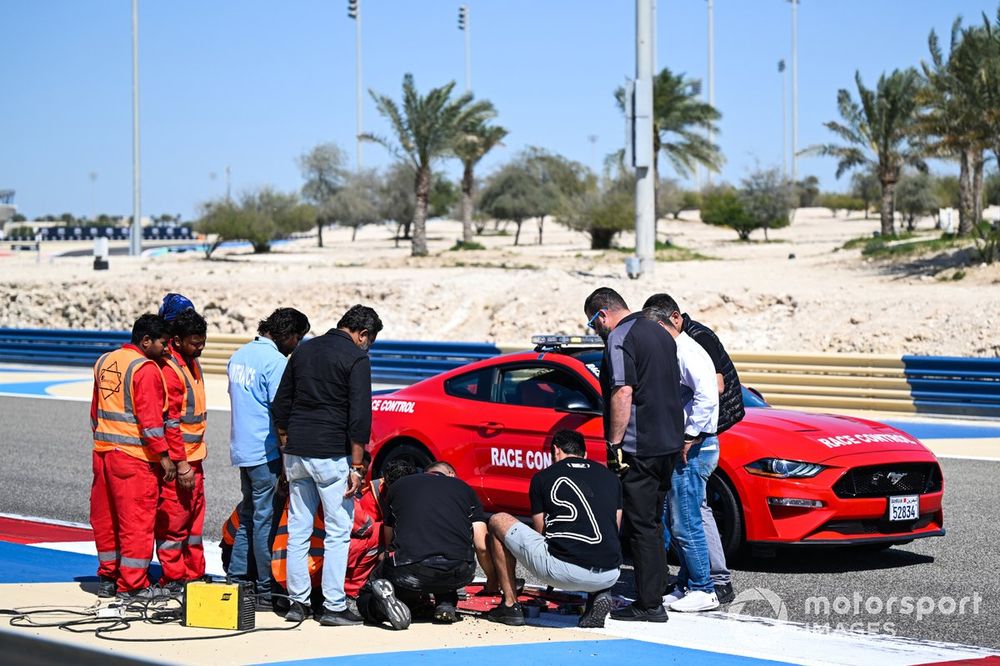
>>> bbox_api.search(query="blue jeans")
[284,454,354,612]
[663,436,719,594]
[228,459,281,595]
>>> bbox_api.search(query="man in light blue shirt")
[227,308,310,607]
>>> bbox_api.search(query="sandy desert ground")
[1,208,997,357]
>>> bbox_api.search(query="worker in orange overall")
[156,309,208,593]
[90,314,176,600]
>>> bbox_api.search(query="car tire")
[706,472,745,561]
[378,441,433,474]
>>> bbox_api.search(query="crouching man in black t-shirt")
[358,461,489,628]
[485,430,623,628]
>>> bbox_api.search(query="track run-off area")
[1,364,999,665]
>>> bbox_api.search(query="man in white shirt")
[643,301,721,612]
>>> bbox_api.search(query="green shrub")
[450,240,486,251]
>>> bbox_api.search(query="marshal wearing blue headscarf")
[158,293,195,322]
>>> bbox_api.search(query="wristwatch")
[350,463,365,476]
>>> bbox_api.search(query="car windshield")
[568,349,769,408]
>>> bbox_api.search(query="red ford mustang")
[368,336,945,557]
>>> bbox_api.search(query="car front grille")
[833,463,942,499]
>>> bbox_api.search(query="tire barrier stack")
[5,226,194,242]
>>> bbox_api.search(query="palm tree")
[615,67,723,182]
[810,69,926,237]
[365,74,495,256]
[454,120,508,245]
[974,8,1000,166]
[919,19,991,235]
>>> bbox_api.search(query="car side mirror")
[554,393,600,416]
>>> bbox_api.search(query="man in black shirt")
[360,462,489,626]
[584,287,683,622]
[484,430,622,628]
[272,304,382,627]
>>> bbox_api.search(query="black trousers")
[359,557,476,621]
[621,452,679,609]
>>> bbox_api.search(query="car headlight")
[745,458,827,478]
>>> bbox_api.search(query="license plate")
[889,495,919,522]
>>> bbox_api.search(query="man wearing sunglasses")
[583,287,684,623]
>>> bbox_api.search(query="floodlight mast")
[130,0,142,257]
[633,0,656,278]
[459,6,471,93]
[348,0,363,169]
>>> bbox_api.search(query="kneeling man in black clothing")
[359,461,489,628]
[485,430,623,628]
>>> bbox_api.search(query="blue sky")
[2,0,997,220]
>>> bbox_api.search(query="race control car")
[367,335,944,557]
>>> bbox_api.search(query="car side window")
[444,368,492,402]
[498,366,597,410]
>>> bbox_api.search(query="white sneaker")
[662,586,685,607]
[669,590,719,612]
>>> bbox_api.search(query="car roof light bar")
[531,334,605,350]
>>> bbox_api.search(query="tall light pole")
[458,6,471,93]
[789,0,798,185]
[348,0,363,169]
[88,172,98,222]
[651,0,657,73]
[779,59,787,178]
[706,0,715,186]
[634,0,656,277]
[129,0,142,257]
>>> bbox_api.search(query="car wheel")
[378,441,433,474]
[706,472,745,561]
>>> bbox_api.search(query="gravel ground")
[1,395,995,648]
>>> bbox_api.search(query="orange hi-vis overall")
[90,346,168,593]
[267,479,384,596]
[270,504,326,590]
[156,353,208,583]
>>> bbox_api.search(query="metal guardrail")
[198,335,500,382]
[0,329,499,384]
[731,352,1000,418]
[903,355,1000,418]
[731,352,915,414]
[0,328,996,416]
[0,328,129,366]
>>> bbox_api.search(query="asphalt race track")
[0,395,995,650]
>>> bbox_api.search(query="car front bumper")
[737,450,945,547]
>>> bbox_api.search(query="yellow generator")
[182,580,255,630]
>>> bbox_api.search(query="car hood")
[734,407,932,463]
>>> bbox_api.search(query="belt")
[587,565,618,574]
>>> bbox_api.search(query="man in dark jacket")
[643,293,743,604]
[272,304,382,626]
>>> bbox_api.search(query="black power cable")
[6,593,306,643]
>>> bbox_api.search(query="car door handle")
[479,421,505,433]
